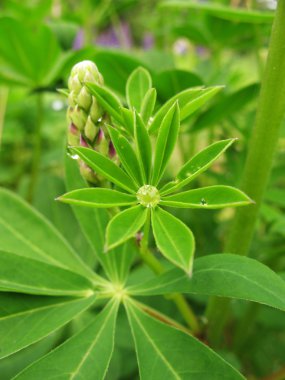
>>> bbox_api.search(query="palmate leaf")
[151,102,180,186]
[0,251,93,296]
[0,293,96,359]
[0,17,62,87]
[58,188,137,208]
[125,300,245,380]
[129,254,285,312]
[151,207,195,275]
[161,185,253,209]
[106,206,147,251]
[65,156,136,285]
[126,67,152,111]
[160,138,236,195]
[107,126,143,186]
[0,188,95,281]
[14,300,119,380]
[149,86,223,134]
[70,147,137,193]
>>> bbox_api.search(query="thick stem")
[206,0,285,346]
[139,210,201,334]
[27,94,44,203]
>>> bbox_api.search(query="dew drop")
[200,198,207,205]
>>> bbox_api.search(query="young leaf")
[85,82,123,123]
[161,185,253,209]
[161,138,236,195]
[125,300,245,380]
[129,254,285,312]
[107,126,143,186]
[134,112,152,183]
[59,188,137,208]
[106,205,147,251]
[0,251,93,296]
[151,207,195,275]
[14,300,119,380]
[152,102,180,185]
[0,188,95,281]
[121,107,135,135]
[149,86,223,134]
[0,293,96,359]
[141,87,157,124]
[71,147,138,193]
[126,67,152,111]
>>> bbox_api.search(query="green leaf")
[134,112,152,183]
[106,206,147,251]
[0,293,96,359]
[193,84,260,133]
[120,107,135,135]
[125,300,245,380]
[0,251,93,296]
[161,185,253,209]
[151,207,195,275]
[0,188,94,281]
[58,188,137,208]
[160,1,274,24]
[14,300,119,380]
[154,69,203,102]
[0,17,62,87]
[107,126,143,186]
[86,82,123,124]
[129,254,285,312]
[152,102,180,185]
[65,154,109,267]
[71,147,138,193]
[141,88,157,124]
[149,86,223,134]
[126,67,152,111]
[161,139,236,195]
[65,156,135,285]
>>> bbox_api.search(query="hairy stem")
[206,0,285,346]
[139,210,201,334]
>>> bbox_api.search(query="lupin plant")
[59,62,253,275]
[1,58,285,380]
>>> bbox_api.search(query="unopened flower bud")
[77,86,92,110]
[69,105,87,131]
[84,116,97,142]
[67,123,80,146]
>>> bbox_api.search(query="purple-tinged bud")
[80,134,89,147]
[67,123,80,146]
[109,141,116,158]
[97,128,104,144]
[69,105,87,131]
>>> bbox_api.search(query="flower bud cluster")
[66,60,116,184]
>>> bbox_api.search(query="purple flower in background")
[73,29,84,50]
[96,21,132,48]
[143,33,154,50]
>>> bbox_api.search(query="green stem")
[27,93,44,203]
[139,210,201,334]
[0,87,8,147]
[206,0,285,346]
